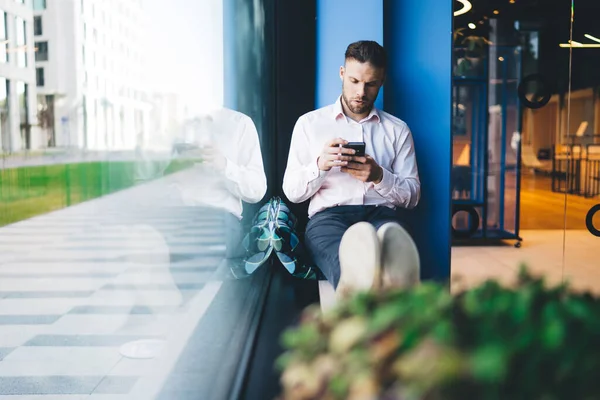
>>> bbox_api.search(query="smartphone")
[343,142,366,157]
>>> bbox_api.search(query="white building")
[0,0,39,152]
[146,91,186,150]
[34,0,151,150]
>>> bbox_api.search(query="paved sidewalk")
[0,169,236,398]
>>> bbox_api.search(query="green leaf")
[431,320,454,344]
[329,374,350,399]
[470,345,509,383]
[369,301,408,333]
[281,324,321,350]
[275,351,293,371]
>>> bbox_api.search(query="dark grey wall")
[224,0,316,228]
[223,0,276,219]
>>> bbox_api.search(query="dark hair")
[344,40,387,71]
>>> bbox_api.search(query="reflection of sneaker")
[336,222,382,298]
[377,222,420,289]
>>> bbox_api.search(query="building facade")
[33,0,150,150]
[0,0,38,152]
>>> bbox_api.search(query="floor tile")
[23,334,163,347]
[0,347,14,361]
[108,358,163,377]
[0,395,87,399]
[100,283,205,291]
[0,299,86,315]
[0,376,102,395]
[0,279,106,292]
[0,315,61,325]
[67,306,182,315]
[0,326,45,347]
[92,376,138,394]
[46,315,179,336]
[0,291,94,299]
[451,229,600,293]
[86,290,187,306]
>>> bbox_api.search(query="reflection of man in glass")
[283,41,421,298]
[173,107,267,259]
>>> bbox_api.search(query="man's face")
[340,59,385,118]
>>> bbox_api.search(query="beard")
[342,89,373,116]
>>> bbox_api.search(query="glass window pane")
[0,77,8,151]
[33,0,47,10]
[35,67,44,86]
[15,17,27,67]
[33,16,42,35]
[0,11,7,63]
[451,0,575,284]
[0,0,278,397]
[34,41,48,61]
[16,81,29,149]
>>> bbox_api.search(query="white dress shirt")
[173,107,267,219]
[282,97,420,218]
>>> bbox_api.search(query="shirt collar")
[332,95,381,124]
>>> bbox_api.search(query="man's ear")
[339,66,344,81]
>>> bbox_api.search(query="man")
[282,40,420,297]
[170,107,267,260]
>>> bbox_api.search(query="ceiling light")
[585,34,600,43]
[454,0,472,17]
[468,23,476,29]
[499,56,505,61]
[493,10,500,14]
[509,0,515,3]
[559,40,600,48]
[559,43,600,48]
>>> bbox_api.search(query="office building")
[33,0,150,150]
[0,0,39,152]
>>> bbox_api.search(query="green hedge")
[0,160,181,226]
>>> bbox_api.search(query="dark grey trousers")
[304,205,403,289]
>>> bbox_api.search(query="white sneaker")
[377,222,420,289]
[336,222,382,298]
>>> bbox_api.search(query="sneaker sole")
[337,222,381,298]
[377,222,420,289]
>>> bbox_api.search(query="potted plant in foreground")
[276,266,600,400]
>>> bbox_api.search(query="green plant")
[276,266,600,400]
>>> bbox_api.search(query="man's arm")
[282,118,328,204]
[221,117,267,204]
[373,129,420,209]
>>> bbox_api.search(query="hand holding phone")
[317,138,356,171]
[339,141,384,183]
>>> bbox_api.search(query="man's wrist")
[373,166,384,184]
[317,156,329,172]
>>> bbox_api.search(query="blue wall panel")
[316,0,384,109]
[383,0,452,282]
